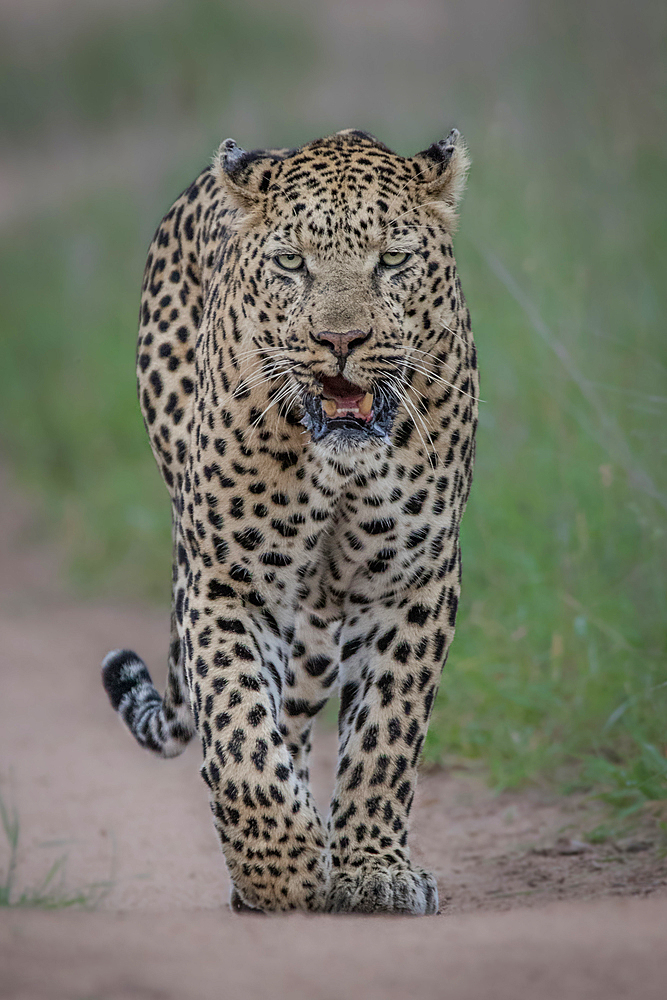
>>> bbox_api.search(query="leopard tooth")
[358,392,374,416]
[322,398,338,417]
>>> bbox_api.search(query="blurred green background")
[0,0,665,811]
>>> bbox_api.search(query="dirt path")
[1,469,666,998]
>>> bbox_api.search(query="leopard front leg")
[280,606,340,807]
[185,597,328,912]
[325,587,456,915]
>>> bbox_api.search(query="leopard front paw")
[229,886,264,914]
[325,861,438,915]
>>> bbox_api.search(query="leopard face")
[216,130,470,456]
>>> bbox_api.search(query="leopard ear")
[214,138,275,209]
[411,129,470,213]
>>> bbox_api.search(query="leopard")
[101,127,478,915]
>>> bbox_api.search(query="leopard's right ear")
[214,138,275,210]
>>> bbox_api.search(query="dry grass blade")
[482,250,667,513]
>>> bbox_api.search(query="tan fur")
[104,129,478,914]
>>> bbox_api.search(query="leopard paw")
[325,862,438,915]
[229,886,265,914]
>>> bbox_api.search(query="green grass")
[0,196,174,599]
[0,0,665,809]
[423,134,667,802]
[0,0,310,150]
[0,791,113,909]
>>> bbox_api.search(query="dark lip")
[299,378,399,444]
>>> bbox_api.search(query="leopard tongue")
[320,375,373,421]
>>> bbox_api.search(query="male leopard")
[102,128,478,914]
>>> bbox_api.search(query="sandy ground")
[1,470,667,999]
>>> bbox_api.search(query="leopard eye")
[381,250,411,268]
[275,253,304,271]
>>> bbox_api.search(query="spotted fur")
[102,128,478,914]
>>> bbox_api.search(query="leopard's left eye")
[275,253,305,271]
[381,250,411,268]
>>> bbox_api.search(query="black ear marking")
[410,128,469,213]
[220,138,248,176]
[421,129,460,168]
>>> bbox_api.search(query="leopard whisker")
[235,358,291,378]
[233,348,292,363]
[243,378,299,449]
[277,383,303,419]
[235,360,293,384]
[233,364,295,396]
[404,344,458,375]
[260,384,302,433]
[251,379,298,429]
[383,373,437,460]
[399,361,481,403]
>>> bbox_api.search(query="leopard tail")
[101,619,194,758]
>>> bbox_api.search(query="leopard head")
[215,129,470,453]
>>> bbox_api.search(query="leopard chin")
[300,375,399,448]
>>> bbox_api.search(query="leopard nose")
[313,329,371,357]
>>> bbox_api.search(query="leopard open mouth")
[300,375,398,445]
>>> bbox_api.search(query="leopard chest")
[183,432,459,619]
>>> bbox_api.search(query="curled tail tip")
[101,648,151,711]
[101,647,194,758]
